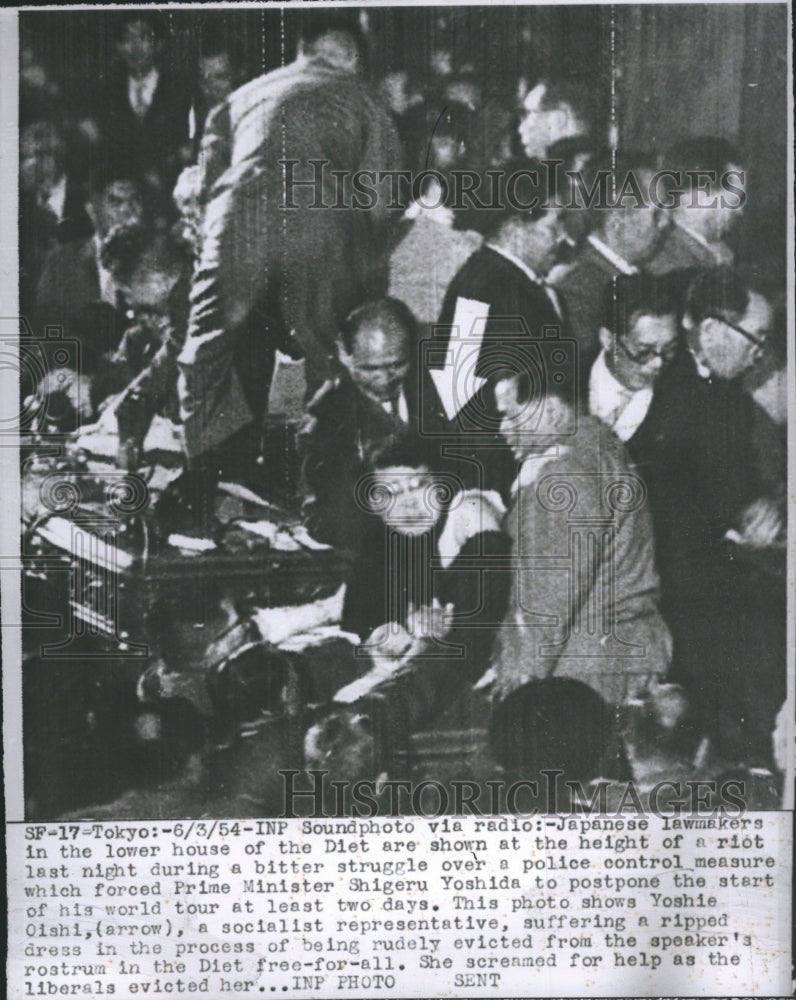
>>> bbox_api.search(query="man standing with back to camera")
[175,12,402,524]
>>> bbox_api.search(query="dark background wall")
[618,3,788,276]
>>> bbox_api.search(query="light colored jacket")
[178,56,403,457]
[492,416,671,707]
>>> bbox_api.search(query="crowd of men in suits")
[22,10,788,801]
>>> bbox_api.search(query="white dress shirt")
[688,346,713,380]
[128,68,159,119]
[586,233,638,276]
[94,235,121,307]
[42,174,67,220]
[589,349,653,442]
[510,444,561,499]
[381,389,409,423]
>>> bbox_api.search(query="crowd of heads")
[20,11,784,456]
[17,10,789,808]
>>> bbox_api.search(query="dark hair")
[462,156,556,239]
[117,10,167,44]
[576,148,661,235]
[299,11,365,63]
[490,678,629,783]
[198,40,234,64]
[543,137,600,244]
[491,350,580,412]
[590,148,660,180]
[369,431,443,475]
[87,158,144,198]
[340,297,416,354]
[684,267,751,326]
[602,272,684,339]
[665,136,744,176]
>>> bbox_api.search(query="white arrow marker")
[430,297,490,421]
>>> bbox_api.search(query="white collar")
[93,235,122,307]
[403,199,454,226]
[673,219,727,262]
[380,388,408,423]
[688,345,713,380]
[486,243,542,286]
[44,174,67,220]
[589,349,653,441]
[128,67,159,111]
[587,233,638,276]
[590,348,631,407]
[510,444,561,499]
[437,489,505,569]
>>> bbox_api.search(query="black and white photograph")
[3,2,793,996]
[12,1,790,821]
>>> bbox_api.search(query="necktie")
[541,281,566,325]
[132,80,147,119]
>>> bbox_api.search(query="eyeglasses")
[616,337,678,367]
[707,314,768,352]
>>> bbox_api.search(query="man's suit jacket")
[300,373,423,549]
[437,245,562,339]
[19,184,93,316]
[33,238,116,372]
[647,223,731,275]
[388,215,482,326]
[621,347,758,603]
[614,347,783,763]
[35,236,101,321]
[492,416,670,709]
[551,240,624,358]
[177,56,403,459]
[100,68,191,188]
[431,245,565,497]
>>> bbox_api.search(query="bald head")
[340,298,414,403]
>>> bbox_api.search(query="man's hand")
[406,598,454,643]
[362,599,455,673]
[737,497,784,548]
[363,621,415,663]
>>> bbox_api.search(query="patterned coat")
[491,416,671,708]
[177,56,403,458]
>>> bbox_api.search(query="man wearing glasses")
[625,267,781,778]
[683,272,770,381]
[589,272,681,444]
